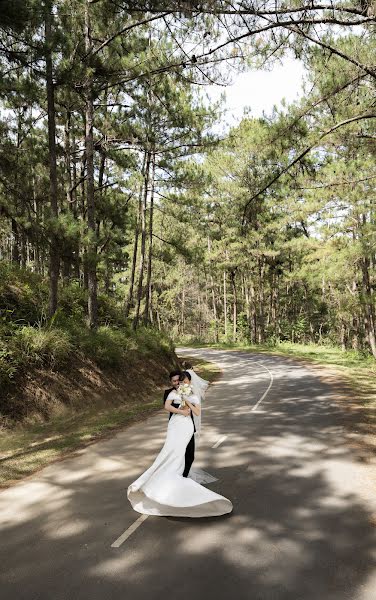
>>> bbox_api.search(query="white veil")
[187,369,209,441]
[186,369,218,484]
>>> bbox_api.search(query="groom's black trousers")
[183,434,195,477]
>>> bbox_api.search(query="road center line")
[250,361,274,411]
[111,514,149,548]
[212,435,228,448]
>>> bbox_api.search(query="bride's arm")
[184,397,201,417]
[165,397,190,416]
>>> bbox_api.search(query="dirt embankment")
[1,349,180,427]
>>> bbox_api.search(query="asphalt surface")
[1,348,376,600]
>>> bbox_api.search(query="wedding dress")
[127,375,233,518]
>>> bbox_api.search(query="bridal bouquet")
[177,383,192,407]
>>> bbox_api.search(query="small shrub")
[0,345,17,387]
[15,326,73,367]
[97,293,129,327]
[76,325,128,367]
[0,263,48,325]
[58,283,87,322]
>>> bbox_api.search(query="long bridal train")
[127,469,233,518]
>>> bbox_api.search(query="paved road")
[1,348,376,600]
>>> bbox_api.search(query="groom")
[163,370,195,478]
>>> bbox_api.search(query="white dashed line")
[212,435,228,448]
[111,514,149,547]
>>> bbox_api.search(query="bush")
[0,263,48,326]
[14,326,73,367]
[97,293,129,327]
[74,325,130,367]
[0,345,17,387]
[58,283,87,322]
[74,325,174,367]
[134,326,173,355]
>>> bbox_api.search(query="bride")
[127,369,233,518]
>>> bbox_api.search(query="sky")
[204,57,306,131]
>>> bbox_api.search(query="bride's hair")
[180,370,191,382]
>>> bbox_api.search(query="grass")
[0,358,216,488]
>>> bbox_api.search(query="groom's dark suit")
[163,387,195,478]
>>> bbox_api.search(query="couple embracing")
[127,367,233,518]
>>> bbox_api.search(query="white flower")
[177,383,192,408]
[178,383,192,397]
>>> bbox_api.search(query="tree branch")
[285,23,376,79]
[296,174,376,190]
[90,12,172,57]
[242,112,376,224]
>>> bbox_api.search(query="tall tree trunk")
[156,309,162,331]
[12,106,23,266]
[124,214,140,318]
[275,278,281,341]
[134,30,153,329]
[197,280,202,339]
[32,170,42,274]
[84,1,97,328]
[104,259,112,294]
[210,275,219,343]
[207,236,219,342]
[258,259,265,343]
[250,281,257,342]
[62,109,73,281]
[269,270,275,334]
[181,286,185,337]
[223,270,227,338]
[340,321,347,352]
[11,219,20,265]
[351,280,359,349]
[133,151,151,329]
[69,121,80,279]
[98,151,106,191]
[79,155,88,288]
[361,257,376,358]
[125,152,147,318]
[143,151,156,323]
[45,1,59,317]
[20,231,27,268]
[230,269,237,342]
[244,274,251,341]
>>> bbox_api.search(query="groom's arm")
[164,398,190,416]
